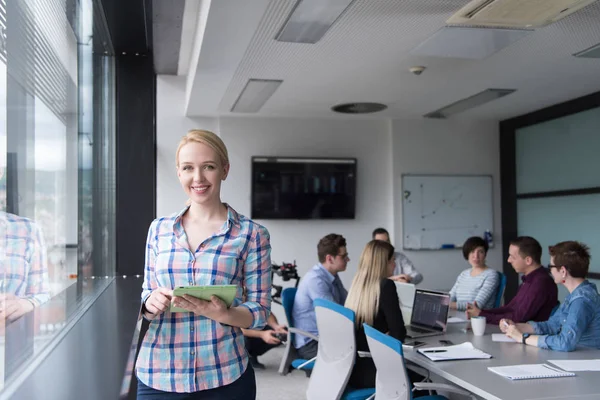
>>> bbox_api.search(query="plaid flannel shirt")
[136,205,271,392]
[1,212,50,306]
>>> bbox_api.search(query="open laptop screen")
[410,290,450,331]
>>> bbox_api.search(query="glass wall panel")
[515,106,600,194]
[517,194,600,272]
[0,0,115,393]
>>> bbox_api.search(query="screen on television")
[251,157,356,219]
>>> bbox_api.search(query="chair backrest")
[306,299,356,400]
[495,271,507,308]
[363,324,411,400]
[282,287,297,327]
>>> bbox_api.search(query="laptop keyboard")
[409,326,432,334]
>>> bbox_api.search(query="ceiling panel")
[186,0,600,120]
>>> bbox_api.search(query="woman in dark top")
[345,240,406,388]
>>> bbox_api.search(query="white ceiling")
[182,0,600,120]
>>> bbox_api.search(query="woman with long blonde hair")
[345,239,406,389]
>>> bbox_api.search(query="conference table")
[402,317,600,400]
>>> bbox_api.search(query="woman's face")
[177,142,229,206]
[386,254,396,277]
[468,246,486,267]
[549,256,565,285]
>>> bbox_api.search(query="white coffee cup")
[471,316,487,336]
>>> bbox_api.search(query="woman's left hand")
[173,295,228,321]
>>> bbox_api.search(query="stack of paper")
[417,342,492,361]
[548,360,600,372]
[492,333,516,342]
[488,364,576,380]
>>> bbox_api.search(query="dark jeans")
[137,364,256,400]
[245,326,280,358]
[296,339,318,359]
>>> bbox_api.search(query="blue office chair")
[495,271,507,308]
[306,299,375,400]
[363,323,476,400]
[278,287,317,377]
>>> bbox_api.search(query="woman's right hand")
[144,287,174,317]
[499,318,515,333]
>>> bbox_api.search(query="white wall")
[218,117,393,289]
[156,75,503,316]
[156,76,219,217]
[391,119,503,291]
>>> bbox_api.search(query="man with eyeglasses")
[466,236,558,325]
[292,233,349,360]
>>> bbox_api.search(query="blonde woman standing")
[345,240,406,389]
[136,130,272,399]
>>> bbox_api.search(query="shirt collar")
[521,265,545,283]
[315,263,337,283]
[173,203,240,237]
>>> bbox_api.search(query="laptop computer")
[394,281,416,324]
[405,289,450,339]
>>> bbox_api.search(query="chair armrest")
[296,356,317,370]
[288,327,319,342]
[405,362,430,381]
[413,382,476,399]
[357,351,372,358]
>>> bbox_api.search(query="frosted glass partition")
[517,194,599,274]
[516,107,600,194]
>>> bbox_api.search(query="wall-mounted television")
[251,156,356,220]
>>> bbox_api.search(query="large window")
[0,0,115,393]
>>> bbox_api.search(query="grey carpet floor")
[255,346,309,400]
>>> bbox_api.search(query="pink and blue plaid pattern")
[1,212,50,306]
[136,205,272,393]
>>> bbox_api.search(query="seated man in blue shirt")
[293,233,349,359]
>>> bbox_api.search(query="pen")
[423,350,447,353]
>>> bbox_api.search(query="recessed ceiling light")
[231,79,283,113]
[573,42,600,59]
[424,89,516,119]
[332,103,387,114]
[276,0,356,44]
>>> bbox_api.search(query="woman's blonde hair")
[175,129,229,168]
[345,240,395,327]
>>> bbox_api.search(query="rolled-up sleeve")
[529,312,561,336]
[239,225,272,329]
[537,299,593,352]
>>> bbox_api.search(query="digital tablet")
[170,285,237,312]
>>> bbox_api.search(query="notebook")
[417,342,492,361]
[488,364,576,380]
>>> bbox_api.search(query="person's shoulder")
[570,281,600,305]
[229,206,270,238]
[381,278,397,291]
[149,211,180,231]
[484,268,499,277]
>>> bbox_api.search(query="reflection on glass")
[0,0,115,393]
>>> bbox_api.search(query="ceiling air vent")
[331,102,387,114]
[447,0,597,28]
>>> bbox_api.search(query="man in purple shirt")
[466,236,558,325]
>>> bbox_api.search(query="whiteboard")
[402,175,493,250]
